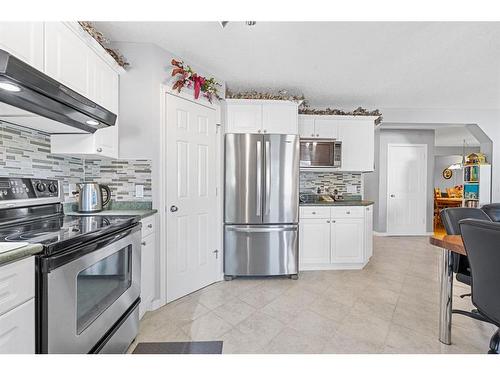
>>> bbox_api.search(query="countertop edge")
[66,209,158,219]
[0,244,43,267]
[299,201,375,207]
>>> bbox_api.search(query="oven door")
[43,226,141,353]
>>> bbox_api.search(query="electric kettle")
[76,182,111,213]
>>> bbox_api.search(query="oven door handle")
[44,224,141,272]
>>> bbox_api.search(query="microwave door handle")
[265,140,271,215]
[256,140,262,216]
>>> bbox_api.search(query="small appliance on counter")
[76,182,112,213]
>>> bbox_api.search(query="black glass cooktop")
[0,214,138,255]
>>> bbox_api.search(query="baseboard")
[150,298,164,311]
[299,262,368,271]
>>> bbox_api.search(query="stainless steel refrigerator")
[224,133,300,279]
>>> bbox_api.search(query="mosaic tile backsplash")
[0,122,152,202]
[300,171,362,196]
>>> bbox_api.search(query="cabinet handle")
[141,241,146,246]
[258,129,261,133]
[96,147,103,153]
[147,224,153,228]
[311,133,314,137]
[263,129,267,133]
[327,220,330,223]
[312,211,316,214]
[332,220,336,223]
[316,134,319,137]
[346,211,351,214]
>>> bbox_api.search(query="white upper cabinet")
[44,22,92,98]
[298,115,376,172]
[45,22,123,159]
[225,99,298,134]
[337,119,374,172]
[314,119,339,139]
[262,102,298,134]
[298,115,315,138]
[0,22,44,71]
[226,102,262,133]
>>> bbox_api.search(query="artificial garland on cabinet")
[170,59,221,103]
[78,21,130,69]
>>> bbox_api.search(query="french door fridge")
[224,133,299,278]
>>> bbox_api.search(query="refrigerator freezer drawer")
[224,224,298,276]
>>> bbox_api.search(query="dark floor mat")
[132,341,223,354]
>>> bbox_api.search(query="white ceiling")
[95,21,500,110]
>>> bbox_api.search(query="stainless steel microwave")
[299,139,342,168]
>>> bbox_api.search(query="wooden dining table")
[434,197,463,206]
[429,234,466,345]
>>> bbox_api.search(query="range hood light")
[0,82,21,92]
[85,119,100,126]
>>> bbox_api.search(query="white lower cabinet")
[0,257,35,354]
[140,215,156,319]
[299,218,331,265]
[331,218,364,264]
[0,299,35,354]
[299,205,373,270]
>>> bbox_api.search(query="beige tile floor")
[129,236,497,354]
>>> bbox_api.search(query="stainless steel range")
[0,177,141,354]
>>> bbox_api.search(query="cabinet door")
[314,118,339,138]
[262,103,298,134]
[0,22,44,70]
[298,115,315,138]
[331,218,364,263]
[44,22,91,98]
[0,299,35,354]
[337,120,374,172]
[140,233,155,318]
[226,103,262,133]
[299,218,331,265]
[364,206,373,259]
[92,58,119,158]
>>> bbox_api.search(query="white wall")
[112,42,225,303]
[365,128,435,233]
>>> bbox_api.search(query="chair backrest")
[440,207,491,235]
[481,203,500,222]
[434,188,442,198]
[459,219,500,326]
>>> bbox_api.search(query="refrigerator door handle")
[226,226,297,233]
[264,140,271,214]
[256,140,262,216]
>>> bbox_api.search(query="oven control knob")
[48,183,57,193]
[36,182,46,192]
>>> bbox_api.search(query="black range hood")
[0,49,116,134]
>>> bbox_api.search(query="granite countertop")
[0,243,43,266]
[67,209,157,219]
[64,201,157,219]
[300,200,374,207]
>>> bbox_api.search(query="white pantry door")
[165,93,219,302]
[387,144,427,235]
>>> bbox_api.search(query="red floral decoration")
[171,59,220,103]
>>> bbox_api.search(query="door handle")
[256,140,262,216]
[227,226,297,233]
[170,205,178,212]
[264,140,271,215]
[390,194,395,198]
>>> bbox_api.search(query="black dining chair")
[481,203,500,222]
[459,219,500,354]
[440,207,492,290]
